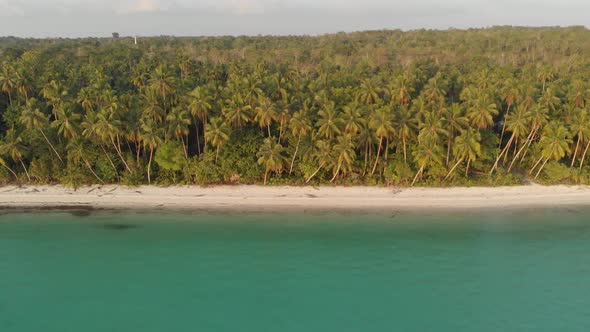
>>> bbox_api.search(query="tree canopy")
[1,26,590,186]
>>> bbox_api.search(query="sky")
[0,0,588,38]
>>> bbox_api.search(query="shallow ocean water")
[1,207,590,331]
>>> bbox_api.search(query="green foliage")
[537,161,572,184]
[155,141,185,172]
[218,130,264,183]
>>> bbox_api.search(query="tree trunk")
[39,129,63,164]
[330,162,342,183]
[100,144,119,180]
[263,169,269,185]
[499,103,512,148]
[147,147,153,184]
[446,134,452,166]
[112,139,132,172]
[579,140,590,170]
[215,145,220,163]
[181,136,188,159]
[289,134,302,175]
[411,165,425,186]
[465,158,471,177]
[535,157,550,179]
[571,135,581,168]
[444,158,463,181]
[508,127,536,172]
[195,122,201,155]
[19,159,30,182]
[402,136,407,165]
[490,134,515,175]
[202,117,207,152]
[2,163,18,180]
[371,136,383,175]
[267,124,271,138]
[83,158,104,184]
[529,155,545,175]
[306,162,326,183]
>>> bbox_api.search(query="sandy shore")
[1,184,590,210]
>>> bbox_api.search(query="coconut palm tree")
[52,104,81,139]
[166,107,191,158]
[530,122,572,179]
[567,108,590,168]
[223,94,252,128]
[341,102,365,137]
[466,94,498,129]
[20,99,64,164]
[369,107,394,175]
[257,138,286,185]
[0,156,18,181]
[140,120,163,184]
[254,97,277,137]
[490,104,531,174]
[205,117,231,162]
[67,139,104,184]
[330,135,356,182]
[395,106,417,164]
[305,139,333,183]
[288,106,312,174]
[445,128,481,180]
[411,141,443,186]
[443,103,468,165]
[317,101,342,140]
[357,78,382,105]
[0,63,17,105]
[186,86,212,152]
[0,129,30,181]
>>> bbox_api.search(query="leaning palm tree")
[67,139,104,184]
[411,141,443,186]
[330,135,356,182]
[306,139,333,183]
[288,106,312,174]
[0,129,30,181]
[0,156,18,181]
[140,120,163,184]
[445,128,482,180]
[530,122,572,179]
[0,63,17,105]
[369,107,395,175]
[205,117,231,162]
[20,99,63,164]
[490,104,531,175]
[257,138,286,185]
[52,105,81,139]
[567,108,590,168]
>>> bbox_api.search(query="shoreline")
[1,185,590,211]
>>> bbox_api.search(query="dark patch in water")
[102,224,139,231]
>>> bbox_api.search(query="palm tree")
[254,97,277,137]
[288,106,312,174]
[567,108,590,168]
[357,79,382,105]
[0,63,16,105]
[443,103,468,165]
[257,138,286,185]
[205,117,231,162]
[330,135,356,182]
[411,141,443,186]
[466,94,498,129]
[0,156,18,181]
[341,102,365,136]
[187,86,212,152]
[306,139,333,183]
[530,122,572,179]
[20,99,64,164]
[317,102,342,140]
[67,139,104,184]
[499,78,521,146]
[490,104,531,174]
[95,110,132,173]
[369,107,394,175]
[141,87,165,123]
[140,120,162,184]
[0,129,30,181]
[149,65,176,103]
[445,128,481,180]
[508,104,549,171]
[52,104,81,139]
[166,107,191,158]
[223,94,252,128]
[395,106,417,164]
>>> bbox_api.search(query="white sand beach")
[1,185,590,210]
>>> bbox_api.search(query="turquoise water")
[1,208,590,332]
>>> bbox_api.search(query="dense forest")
[1,26,590,187]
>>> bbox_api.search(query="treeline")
[1,26,590,186]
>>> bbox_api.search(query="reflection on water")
[1,207,590,332]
